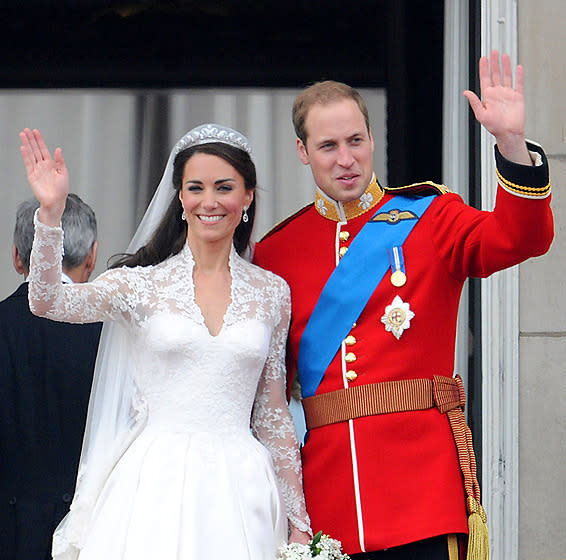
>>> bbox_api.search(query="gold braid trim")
[448,534,460,560]
[496,168,551,198]
[385,180,452,195]
[444,403,489,560]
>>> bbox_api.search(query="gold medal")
[389,246,407,287]
[390,269,407,287]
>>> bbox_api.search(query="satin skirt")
[76,428,287,560]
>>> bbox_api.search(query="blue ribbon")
[297,195,436,398]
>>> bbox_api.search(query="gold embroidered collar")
[314,175,385,222]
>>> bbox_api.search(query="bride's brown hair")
[109,143,257,269]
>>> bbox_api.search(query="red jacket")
[253,144,553,554]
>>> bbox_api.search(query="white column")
[443,0,470,390]
[480,1,519,559]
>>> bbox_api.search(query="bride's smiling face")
[178,153,253,244]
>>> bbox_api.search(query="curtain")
[0,88,386,292]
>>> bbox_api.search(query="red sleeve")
[431,142,553,280]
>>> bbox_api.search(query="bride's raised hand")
[19,128,69,226]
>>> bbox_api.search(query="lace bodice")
[28,213,311,534]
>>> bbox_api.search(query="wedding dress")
[28,214,310,560]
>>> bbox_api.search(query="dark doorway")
[2,0,444,186]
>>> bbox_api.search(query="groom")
[254,51,553,559]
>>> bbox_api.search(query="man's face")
[297,98,374,202]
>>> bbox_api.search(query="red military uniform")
[253,144,553,554]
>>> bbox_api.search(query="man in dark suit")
[0,194,102,560]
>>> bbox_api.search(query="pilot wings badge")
[370,208,417,224]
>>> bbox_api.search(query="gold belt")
[302,375,489,560]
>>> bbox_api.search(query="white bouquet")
[277,531,350,560]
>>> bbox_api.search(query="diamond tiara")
[174,123,252,156]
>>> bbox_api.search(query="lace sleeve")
[28,210,136,324]
[251,278,312,535]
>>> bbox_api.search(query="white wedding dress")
[28,215,310,560]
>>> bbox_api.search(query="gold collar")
[314,175,385,222]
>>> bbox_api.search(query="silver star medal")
[381,295,415,340]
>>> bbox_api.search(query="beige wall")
[518,3,566,558]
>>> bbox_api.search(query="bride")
[20,124,311,560]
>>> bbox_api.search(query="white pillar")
[480,2,519,559]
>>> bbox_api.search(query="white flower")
[277,533,350,560]
[358,192,374,210]
[316,199,328,216]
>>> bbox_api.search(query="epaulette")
[384,180,451,196]
[258,202,314,242]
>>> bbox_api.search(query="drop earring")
[242,206,249,223]
[181,210,186,221]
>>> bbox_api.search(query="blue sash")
[297,195,436,398]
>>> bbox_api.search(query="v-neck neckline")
[184,243,236,338]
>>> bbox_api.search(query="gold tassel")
[466,496,489,560]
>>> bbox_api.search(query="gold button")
[339,231,350,242]
[344,335,357,346]
[344,352,357,363]
[339,246,348,257]
[352,322,357,329]
[346,370,358,381]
